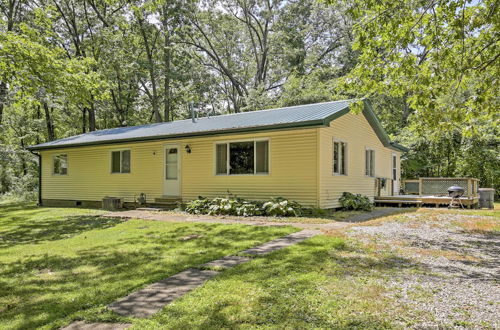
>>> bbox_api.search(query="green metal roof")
[28,99,407,152]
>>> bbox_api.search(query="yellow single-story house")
[28,99,407,209]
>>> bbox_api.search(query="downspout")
[29,150,42,206]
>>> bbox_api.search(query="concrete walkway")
[62,229,320,329]
[63,208,405,328]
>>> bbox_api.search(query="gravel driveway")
[348,210,499,329]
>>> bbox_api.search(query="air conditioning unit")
[102,197,123,210]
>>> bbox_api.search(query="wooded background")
[0,0,498,199]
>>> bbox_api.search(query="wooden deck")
[374,195,480,208]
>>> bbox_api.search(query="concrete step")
[154,197,182,203]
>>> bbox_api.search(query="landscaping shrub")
[185,196,302,217]
[261,197,302,217]
[184,197,212,214]
[339,192,373,211]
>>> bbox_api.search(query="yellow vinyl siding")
[318,113,400,208]
[41,141,165,203]
[41,128,319,207]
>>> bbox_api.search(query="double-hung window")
[333,140,347,175]
[53,154,68,175]
[365,148,375,177]
[216,140,269,175]
[392,154,397,180]
[111,150,131,173]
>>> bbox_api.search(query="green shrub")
[262,197,302,217]
[339,192,373,211]
[185,196,301,217]
[184,197,212,214]
[235,202,262,217]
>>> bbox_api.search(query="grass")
[2,201,497,329]
[0,202,297,330]
[452,217,500,234]
[415,204,499,234]
[124,235,414,329]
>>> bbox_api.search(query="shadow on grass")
[0,215,125,248]
[143,236,416,329]
[0,224,293,329]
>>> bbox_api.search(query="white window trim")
[332,138,348,176]
[52,153,68,175]
[110,148,131,174]
[365,147,376,177]
[214,138,270,176]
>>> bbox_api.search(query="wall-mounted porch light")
[185,145,192,153]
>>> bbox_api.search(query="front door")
[392,154,399,195]
[164,146,180,196]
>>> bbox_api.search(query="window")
[111,150,130,173]
[165,148,178,179]
[333,140,347,175]
[365,149,375,177]
[392,154,397,180]
[216,140,269,175]
[53,154,68,175]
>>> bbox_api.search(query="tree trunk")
[137,15,162,123]
[43,102,56,141]
[0,81,7,125]
[20,138,27,176]
[163,3,171,122]
[82,108,87,133]
[88,104,96,131]
[35,105,41,144]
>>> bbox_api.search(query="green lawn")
[2,202,497,329]
[0,203,297,330]
[129,235,407,329]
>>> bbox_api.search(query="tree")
[333,0,499,135]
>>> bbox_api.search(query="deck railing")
[402,177,479,197]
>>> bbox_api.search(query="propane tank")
[137,193,147,205]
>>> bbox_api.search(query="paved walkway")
[62,229,320,329]
[63,209,404,328]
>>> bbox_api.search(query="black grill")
[448,185,465,198]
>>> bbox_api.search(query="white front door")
[164,146,180,196]
[392,154,399,195]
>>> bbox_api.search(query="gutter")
[29,150,42,206]
[390,142,409,152]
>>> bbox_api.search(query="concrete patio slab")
[108,268,219,318]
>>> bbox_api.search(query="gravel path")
[349,212,500,328]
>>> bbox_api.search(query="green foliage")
[333,0,499,135]
[185,197,303,217]
[339,192,373,211]
[0,203,295,329]
[261,197,303,217]
[0,0,498,202]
